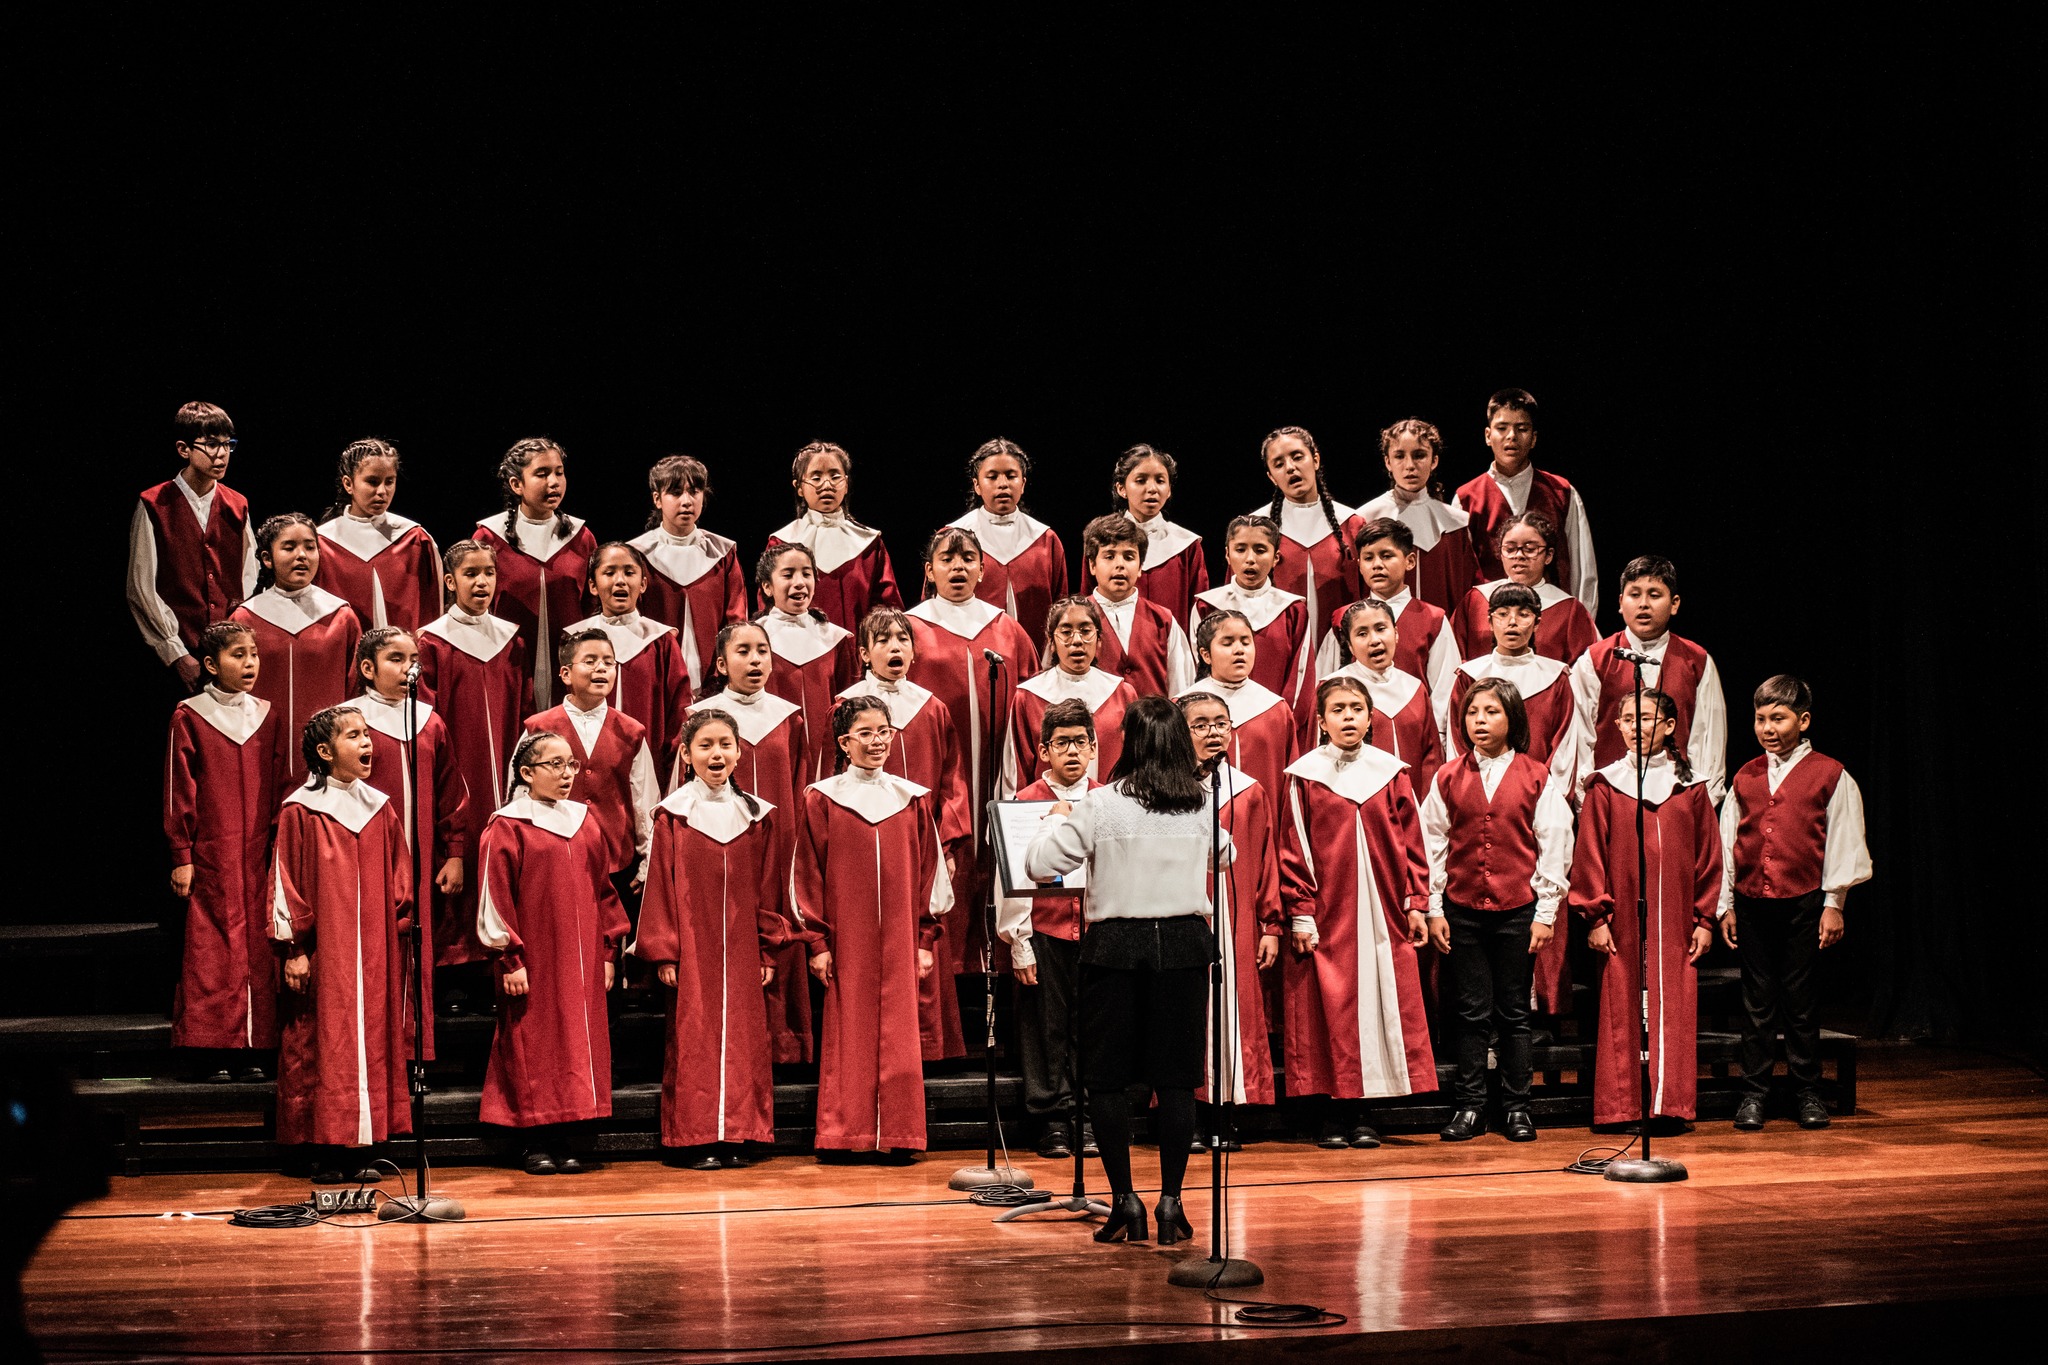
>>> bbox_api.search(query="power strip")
[312,1188,378,1214]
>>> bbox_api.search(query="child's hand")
[1256,934,1279,969]
[946,854,957,880]
[1688,925,1713,963]
[170,865,194,898]
[1528,919,1554,954]
[283,952,312,994]
[604,961,615,992]
[657,964,678,988]
[436,858,464,895]
[760,965,774,987]
[174,656,203,690]
[1719,907,1738,948]
[1588,922,1618,957]
[629,873,646,896]
[1405,910,1428,947]
[1014,963,1039,986]
[1428,918,1452,955]
[1290,929,1316,956]
[917,948,935,980]
[501,966,529,997]
[810,951,834,986]
[1819,906,1845,949]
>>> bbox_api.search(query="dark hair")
[967,437,1031,509]
[753,542,830,623]
[587,540,652,596]
[174,402,235,445]
[829,693,892,774]
[923,524,981,564]
[1192,609,1252,680]
[1461,676,1530,754]
[1222,513,1282,556]
[1378,417,1447,500]
[678,709,763,815]
[557,626,613,672]
[1081,512,1142,562]
[253,513,319,591]
[301,704,364,791]
[791,441,872,528]
[1314,674,1374,726]
[857,607,914,652]
[506,729,568,798]
[497,437,572,544]
[353,626,413,690]
[1352,516,1415,558]
[1497,510,1558,558]
[1336,597,1397,650]
[322,437,400,522]
[1106,696,1204,812]
[645,455,710,531]
[1621,687,1695,784]
[1485,387,1540,427]
[1486,582,1543,616]
[1753,674,1813,717]
[196,620,255,675]
[1044,594,1103,646]
[1260,426,1346,551]
[441,537,496,576]
[699,619,770,699]
[1040,697,1097,745]
[1111,444,1178,513]
[1175,691,1230,721]
[1620,554,1679,596]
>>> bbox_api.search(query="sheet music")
[988,799,1087,898]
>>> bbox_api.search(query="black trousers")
[1735,891,1824,1094]
[1016,933,1081,1121]
[1446,901,1535,1108]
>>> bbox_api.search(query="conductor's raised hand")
[1587,922,1619,957]
[1528,919,1554,954]
[501,965,529,997]
[283,951,312,994]
[1255,934,1279,969]
[809,951,834,986]
[1046,800,1073,818]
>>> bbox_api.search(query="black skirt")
[1079,915,1217,1092]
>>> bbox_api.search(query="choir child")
[1083,512,1196,699]
[128,401,259,693]
[1451,512,1598,664]
[1329,598,1445,801]
[567,542,690,786]
[628,454,746,693]
[314,437,442,633]
[164,622,285,1080]
[1445,584,1581,796]
[473,437,598,712]
[1314,518,1458,732]
[417,541,528,974]
[763,440,902,631]
[1571,555,1728,805]
[1280,677,1436,1149]
[1357,417,1482,613]
[1111,443,1209,622]
[846,607,972,1059]
[523,629,658,901]
[1003,596,1138,794]
[1257,425,1366,638]
[1178,610,1298,823]
[1718,675,1871,1132]
[269,705,412,1183]
[1572,689,1722,1129]
[1454,388,1598,614]
[755,542,859,783]
[947,437,1068,654]
[1421,677,1574,1142]
[791,696,953,1159]
[995,698,1100,1158]
[635,710,786,1169]
[1192,514,1312,732]
[233,514,363,783]
[689,621,813,1064]
[476,731,630,1176]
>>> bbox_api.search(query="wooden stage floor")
[23,1045,2047,1363]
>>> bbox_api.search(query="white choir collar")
[843,672,935,729]
[419,607,520,661]
[240,583,349,635]
[1197,579,1301,633]
[493,795,589,839]
[1332,661,1422,715]
[1209,759,1257,803]
[286,776,390,833]
[950,506,1051,564]
[907,593,1003,639]
[1285,742,1404,804]
[1360,489,1468,551]
[319,511,418,561]
[1130,512,1199,569]
[1178,674,1286,726]
[1044,773,1094,801]
[629,525,734,587]
[1595,750,1685,806]
[1266,496,1356,549]
[814,766,926,823]
[180,686,270,745]
[1380,585,1416,617]
[692,688,799,745]
[356,688,435,739]
[1458,648,1567,698]
[1018,665,1125,711]
[477,511,585,556]
[760,609,851,666]
[568,611,674,664]
[769,510,880,575]
[658,777,772,843]
[1766,740,1812,777]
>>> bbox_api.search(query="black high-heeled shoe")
[1093,1192,1149,1244]
[1154,1194,1193,1245]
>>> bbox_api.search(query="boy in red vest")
[1718,675,1871,1132]
[524,629,660,902]
[128,402,260,693]
[1453,388,1598,617]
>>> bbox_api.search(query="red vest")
[528,706,649,874]
[1456,466,1578,589]
[1435,751,1547,911]
[1585,633,1708,771]
[1730,751,1844,900]
[1094,595,1180,698]
[141,480,250,652]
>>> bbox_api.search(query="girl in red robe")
[233,513,364,785]
[1110,443,1209,622]
[567,542,691,786]
[1256,426,1366,642]
[628,454,747,694]
[755,543,860,784]
[690,621,813,1064]
[269,705,412,1183]
[1572,688,1721,1128]
[1194,514,1313,740]
[791,696,952,1158]
[946,437,1068,654]
[762,440,902,631]
[1177,610,1299,837]
[1357,418,1482,614]
[314,437,443,633]
[165,622,285,1078]
[635,709,786,1167]
[1003,596,1138,795]
[472,436,598,713]
[1280,677,1436,1150]
[476,731,630,1176]
[1451,512,1598,664]
[1328,599,1446,801]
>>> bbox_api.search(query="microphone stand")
[1603,652,1688,1184]
[1169,763,1262,1285]
[379,663,467,1221]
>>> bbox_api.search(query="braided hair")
[790,441,874,530]
[441,538,496,575]
[506,730,568,798]
[322,437,401,522]
[1623,687,1695,785]
[645,454,710,531]
[300,704,364,791]
[353,626,413,693]
[1261,426,1346,550]
[253,513,319,592]
[496,437,571,544]
[965,437,1031,511]
[678,709,762,816]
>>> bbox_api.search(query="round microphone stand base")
[376,1195,468,1222]
[1602,1156,1689,1184]
[1168,1254,1264,1288]
[948,1166,1035,1192]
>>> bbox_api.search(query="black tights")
[1092,1085,1195,1198]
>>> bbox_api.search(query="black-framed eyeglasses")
[1045,736,1093,753]
[529,757,582,775]
[189,437,238,453]
[1187,719,1231,735]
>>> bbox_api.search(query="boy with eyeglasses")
[128,402,261,693]
[1001,596,1140,795]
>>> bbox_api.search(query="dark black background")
[26,12,2040,1049]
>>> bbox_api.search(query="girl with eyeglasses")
[760,441,902,631]
[1450,511,1597,663]
[1001,595,1138,796]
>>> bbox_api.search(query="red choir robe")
[1314,587,1458,739]
[1572,631,1727,806]
[1331,663,1446,803]
[948,508,1068,654]
[475,797,631,1128]
[269,780,413,1147]
[129,477,257,665]
[904,596,1038,974]
[628,526,747,694]
[1259,498,1366,651]
[789,769,952,1151]
[356,691,469,1059]
[1357,490,1484,614]
[1571,755,1722,1124]
[634,781,786,1146]
[1091,590,1196,700]
[840,673,973,1060]
[566,611,690,787]
[1193,581,1313,736]
[1279,745,1437,1099]
[472,513,599,713]
[759,608,860,784]
[164,687,285,1049]
[1451,578,1598,665]
[1002,666,1137,795]
[417,608,528,965]
[522,703,658,879]
[232,585,364,783]
[1454,465,1597,614]
[1129,513,1210,624]
[687,688,813,1063]
[1204,764,1284,1107]
[1445,652,1581,797]
[763,511,903,632]
[314,512,442,633]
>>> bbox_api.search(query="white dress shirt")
[562,697,659,876]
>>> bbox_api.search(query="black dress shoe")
[1190,1134,1210,1154]
[1037,1123,1073,1160]
[558,1154,590,1174]
[1734,1095,1766,1131]
[1504,1109,1537,1142]
[1316,1121,1351,1150]
[685,1150,722,1171]
[1440,1108,1485,1142]
[1093,1191,1149,1243]
[1080,1124,1099,1157]
[238,1065,269,1083]
[309,1166,352,1186]
[1154,1194,1193,1245]
[523,1151,559,1176]
[191,1069,234,1085]
[1795,1092,1831,1129]
[1348,1125,1382,1149]
[348,1166,385,1183]
[720,1151,751,1169]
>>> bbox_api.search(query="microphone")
[983,649,1004,668]
[404,660,422,687]
[1613,648,1658,665]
